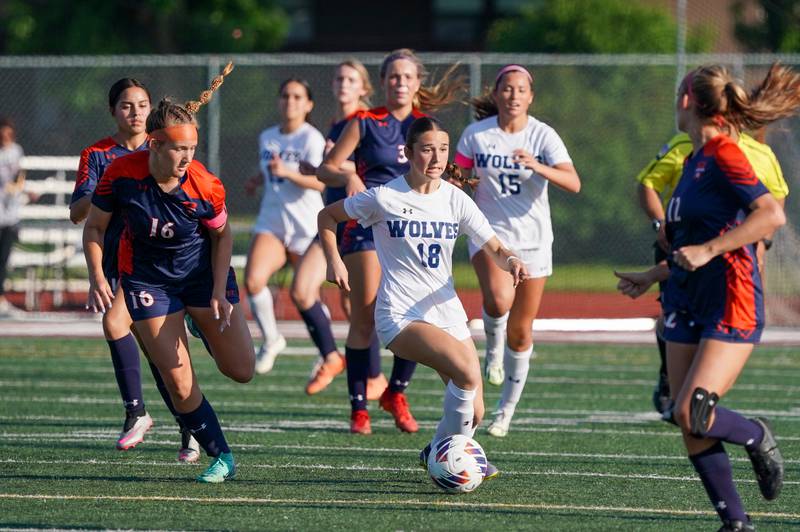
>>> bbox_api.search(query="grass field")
[1,338,798,530]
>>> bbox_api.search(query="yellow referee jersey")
[636,132,789,208]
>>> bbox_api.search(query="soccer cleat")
[746,417,784,500]
[484,462,500,480]
[350,409,372,434]
[652,371,671,414]
[717,517,755,532]
[196,452,236,483]
[379,389,419,433]
[177,428,201,463]
[485,363,504,387]
[419,442,432,469]
[254,334,287,375]
[487,410,511,438]
[305,353,346,395]
[366,373,388,401]
[184,314,202,338]
[116,412,153,450]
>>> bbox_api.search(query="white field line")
[0,493,786,520]
[2,458,800,489]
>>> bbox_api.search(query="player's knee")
[244,276,265,297]
[348,316,374,343]
[672,401,692,433]
[483,299,510,318]
[289,283,313,309]
[102,313,131,340]
[169,378,196,405]
[506,323,533,351]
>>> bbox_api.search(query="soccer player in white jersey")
[454,65,581,437]
[319,116,528,476]
[244,78,327,373]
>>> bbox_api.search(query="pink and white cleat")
[116,413,153,450]
[178,428,201,463]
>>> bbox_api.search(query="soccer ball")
[427,435,487,493]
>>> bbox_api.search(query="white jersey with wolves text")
[455,115,572,252]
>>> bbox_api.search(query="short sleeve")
[759,149,789,200]
[539,127,572,166]
[91,163,116,213]
[455,127,475,169]
[344,187,382,228]
[201,176,228,229]
[72,148,100,204]
[456,190,495,248]
[306,130,326,167]
[637,136,691,193]
[715,141,769,208]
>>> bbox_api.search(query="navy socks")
[300,301,337,359]
[690,441,748,522]
[705,407,764,449]
[345,346,370,411]
[147,360,178,417]
[107,334,145,417]
[389,356,416,393]
[367,336,381,379]
[178,396,230,457]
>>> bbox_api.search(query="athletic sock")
[483,309,508,364]
[689,441,748,522]
[498,344,534,416]
[656,329,667,377]
[299,301,337,359]
[705,407,765,449]
[389,356,416,393]
[147,360,179,417]
[433,381,477,442]
[248,287,279,346]
[177,396,230,458]
[345,346,370,411]
[108,334,145,417]
[367,336,381,379]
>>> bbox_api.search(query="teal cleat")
[184,314,202,339]
[196,452,236,483]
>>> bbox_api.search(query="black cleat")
[717,517,754,532]
[746,417,784,500]
[652,372,671,414]
[419,443,431,469]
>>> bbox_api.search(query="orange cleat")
[379,389,419,433]
[366,373,388,401]
[350,409,372,434]
[305,353,346,395]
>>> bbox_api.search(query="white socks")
[433,380,477,443]
[248,288,279,345]
[499,344,534,417]
[483,309,509,364]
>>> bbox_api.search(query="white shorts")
[376,312,472,348]
[467,240,553,279]
[253,208,316,256]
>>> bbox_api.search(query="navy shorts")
[339,220,375,256]
[661,310,762,345]
[121,267,240,321]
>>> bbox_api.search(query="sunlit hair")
[338,58,373,108]
[681,63,800,131]
[470,65,534,120]
[145,62,234,133]
[0,117,15,130]
[380,48,466,113]
[108,78,151,110]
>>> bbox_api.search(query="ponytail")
[184,62,234,115]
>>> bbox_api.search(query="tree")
[486,0,711,53]
[733,0,800,52]
[0,0,290,54]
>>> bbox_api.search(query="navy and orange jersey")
[663,134,770,331]
[92,150,228,283]
[72,137,148,278]
[323,116,351,206]
[354,106,427,189]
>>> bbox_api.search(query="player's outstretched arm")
[207,222,234,331]
[614,265,669,299]
[318,200,352,292]
[481,236,529,287]
[82,205,114,313]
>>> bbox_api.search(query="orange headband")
[150,124,198,143]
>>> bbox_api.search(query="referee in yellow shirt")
[635,130,788,414]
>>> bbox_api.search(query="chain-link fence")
[2,53,799,321]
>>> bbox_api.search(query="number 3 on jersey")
[499,173,521,195]
[149,218,175,239]
[417,243,441,268]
